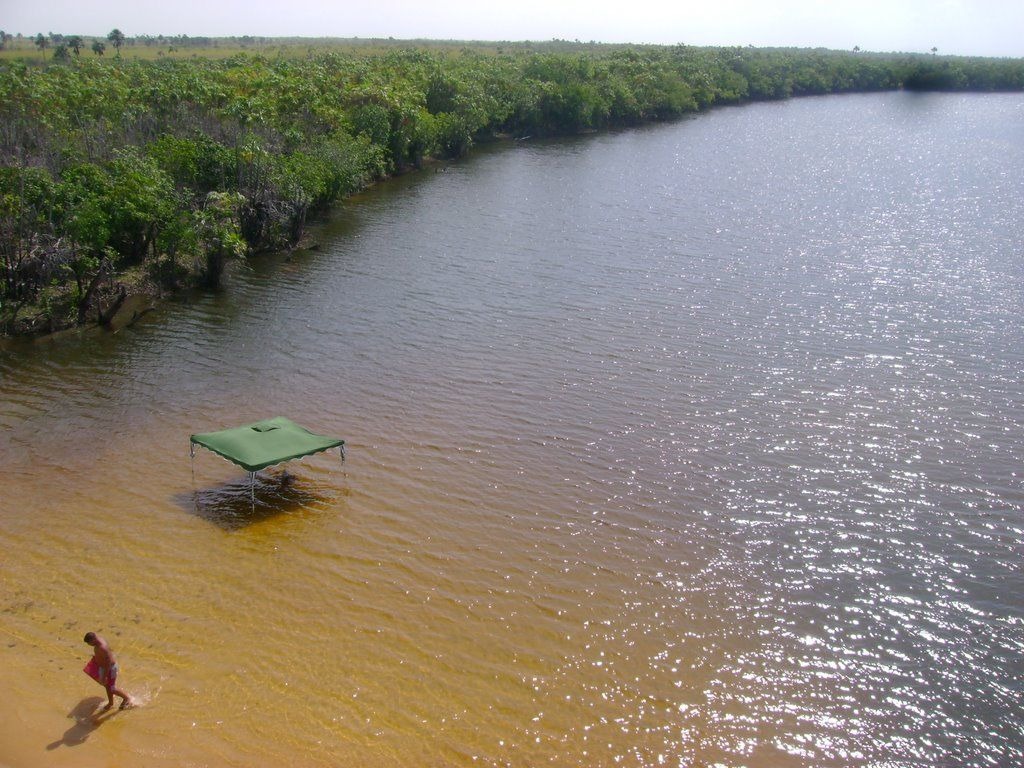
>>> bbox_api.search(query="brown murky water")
[2,92,1023,767]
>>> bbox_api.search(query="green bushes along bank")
[2,42,1022,334]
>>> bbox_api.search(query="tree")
[34,33,48,53]
[67,35,84,56]
[92,40,106,56]
[0,166,59,331]
[194,191,246,288]
[58,163,116,324]
[107,29,125,55]
[102,149,176,263]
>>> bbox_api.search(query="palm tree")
[107,28,126,55]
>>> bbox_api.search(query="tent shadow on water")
[174,471,334,531]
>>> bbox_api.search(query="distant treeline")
[0,29,280,55]
[2,44,1023,334]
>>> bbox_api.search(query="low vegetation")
[2,34,1022,334]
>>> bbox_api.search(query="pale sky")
[2,0,1022,57]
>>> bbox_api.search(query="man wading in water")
[83,632,133,710]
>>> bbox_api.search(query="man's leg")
[113,685,132,708]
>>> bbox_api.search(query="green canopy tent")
[190,417,345,495]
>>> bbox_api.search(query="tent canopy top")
[190,416,345,473]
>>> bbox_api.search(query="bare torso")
[91,636,116,669]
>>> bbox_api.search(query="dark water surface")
[2,92,1023,767]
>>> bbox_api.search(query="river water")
[1,92,1023,767]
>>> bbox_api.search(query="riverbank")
[3,43,1022,337]
[1,159,435,338]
